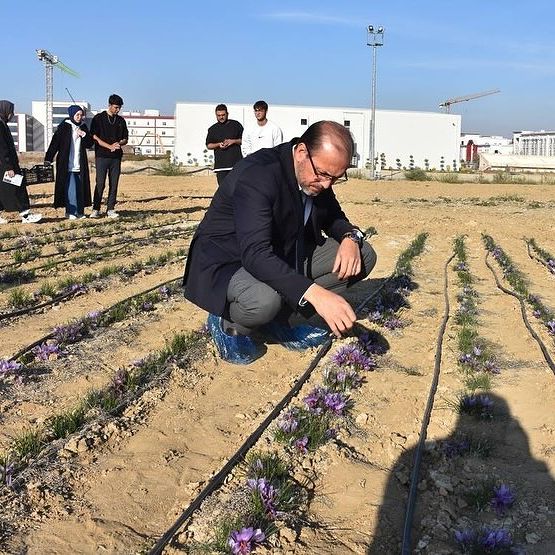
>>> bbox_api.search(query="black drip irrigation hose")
[8,275,184,363]
[120,166,212,175]
[148,273,394,555]
[526,241,553,274]
[485,252,555,375]
[0,288,81,322]
[400,253,454,554]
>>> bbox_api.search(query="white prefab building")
[174,102,461,170]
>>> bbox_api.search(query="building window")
[161,131,166,135]
[301,118,308,125]
[344,120,350,127]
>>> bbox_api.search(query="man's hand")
[332,238,362,280]
[6,170,15,178]
[303,284,357,337]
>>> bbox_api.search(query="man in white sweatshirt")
[241,100,283,157]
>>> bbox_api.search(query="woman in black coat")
[0,100,42,224]
[45,105,94,219]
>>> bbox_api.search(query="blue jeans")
[66,172,83,216]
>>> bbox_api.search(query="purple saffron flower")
[53,321,85,344]
[358,333,386,355]
[546,320,555,335]
[294,436,309,454]
[32,341,64,361]
[247,478,278,518]
[548,259,555,274]
[84,311,102,328]
[228,527,265,555]
[491,484,515,515]
[0,358,22,376]
[479,528,512,551]
[303,386,327,413]
[323,392,349,415]
[454,528,476,549]
[277,409,299,434]
[62,283,86,296]
[141,301,154,312]
[159,285,171,298]
[112,368,129,395]
[331,344,376,371]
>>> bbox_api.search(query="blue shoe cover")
[207,314,264,364]
[260,320,330,351]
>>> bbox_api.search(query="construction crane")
[36,49,79,148]
[439,89,500,113]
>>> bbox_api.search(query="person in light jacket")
[45,105,94,219]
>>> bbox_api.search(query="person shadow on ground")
[367,393,555,554]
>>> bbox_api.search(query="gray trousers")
[227,238,377,332]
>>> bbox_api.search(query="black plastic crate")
[21,164,54,185]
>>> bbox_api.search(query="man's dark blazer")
[183,139,356,318]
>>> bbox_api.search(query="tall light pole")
[367,25,384,178]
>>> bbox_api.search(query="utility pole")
[366,26,384,179]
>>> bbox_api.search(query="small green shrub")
[404,168,429,181]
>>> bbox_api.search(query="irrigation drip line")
[400,253,454,554]
[149,273,394,555]
[9,274,184,363]
[0,288,80,322]
[120,166,212,175]
[485,253,555,375]
[526,241,553,273]
[0,216,188,254]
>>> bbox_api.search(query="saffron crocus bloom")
[303,386,328,413]
[546,320,555,335]
[228,527,265,555]
[294,436,309,454]
[323,392,349,415]
[32,342,63,361]
[479,528,512,551]
[331,344,376,371]
[454,528,476,549]
[247,478,278,518]
[491,484,515,515]
[277,409,299,434]
[0,359,22,377]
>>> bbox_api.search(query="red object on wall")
[465,140,478,162]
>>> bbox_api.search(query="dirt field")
[0,173,554,554]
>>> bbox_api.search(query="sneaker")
[107,210,119,219]
[89,210,101,218]
[76,214,87,220]
[67,214,77,220]
[260,320,330,351]
[207,314,265,364]
[21,212,43,224]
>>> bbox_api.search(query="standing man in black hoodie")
[90,94,128,218]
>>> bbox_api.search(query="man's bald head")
[299,121,354,162]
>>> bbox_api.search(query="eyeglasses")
[305,146,348,185]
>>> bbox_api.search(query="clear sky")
[5,0,555,137]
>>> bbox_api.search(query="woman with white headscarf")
[0,100,42,223]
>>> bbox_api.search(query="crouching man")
[183,121,376,364]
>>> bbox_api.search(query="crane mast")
[36,49,78,148]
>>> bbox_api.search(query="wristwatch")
[342,228,365,248]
